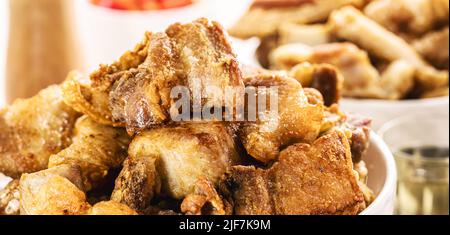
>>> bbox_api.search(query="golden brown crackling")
[48,116,131,191]
[19,164,137,215]
[62,71,122,127]
[65,19,244,134]
[111,157,161,212]
[88,201,138,215]
[19,164,88,215]
[239,73,324,163]
[0,85,79,178]
[0,179,20,215]
[181,178,228,215]
[62,33,151,128]
[223,130,366,215]
[111,122,241,212]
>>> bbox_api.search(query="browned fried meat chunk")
[181,178,230,215]
[111,123,241,212]
[0,179,20,215]
[19,164,137,215]
[64,18,244,134]
[239,73,324,163]
[221,130,366,215]
[0,86,79,178]
[48,116,131,191]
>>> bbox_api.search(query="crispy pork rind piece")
[88,201,138,215]
[62,33,150,127]
[239,73,324,163]
[48,116,131,191]
[221,130,366,215]
[0,85,79,178]
[62,71,121,127]
[19,164,137,215]
[111,123,241,212]
[63,18,244,134]
[111,157,161,213]
[19,164,88,215]
[2,116,131,215]
[181,178,230,215]
[229,0,366,39]
[256,34,280,68]
[0,179,20,215]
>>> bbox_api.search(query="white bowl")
[341,97,449,131]
[74,0,253,73]
[0,132,396,215]
[360,132,397,215]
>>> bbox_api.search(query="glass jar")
[379,114,449,215]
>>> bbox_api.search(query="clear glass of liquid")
[379,114,449,215]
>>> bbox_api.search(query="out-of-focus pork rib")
[329,6,449,90]
[364,0,449,36]
[229,0,366,39]
[413,27,449,70]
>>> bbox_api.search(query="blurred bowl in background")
[341,97,450,130]
[74,0,252,73]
